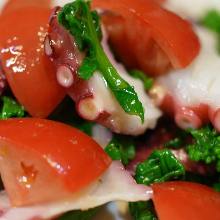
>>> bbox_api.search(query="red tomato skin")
[0,6,65,118]
[101,13,171,76]
[1,0,51,15]
[0,118,111,206]
[92,0,200,75]
[152,181,220,220]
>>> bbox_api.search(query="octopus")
[44,8,161,136]
[150,17,220,131]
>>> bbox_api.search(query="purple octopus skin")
[45,7,93,102]
[45,8,112,126]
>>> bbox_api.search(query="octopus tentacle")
[150,85,209,130]
[45,8,161,135]
[152,27,220,131]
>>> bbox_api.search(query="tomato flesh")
[0,118,111,206]
[92,0,200,76]
[101,13,171,76]
[1,0,51,15]
[152,181,220,220]
[0,5,65,118]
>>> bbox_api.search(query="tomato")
[92,0,200,76]
[100,13,171,76]
[152,181,220,220]
[1,0,51,15]
[0,118,111,206]
[0,5,65,118]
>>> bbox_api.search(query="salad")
[0,0,220,219]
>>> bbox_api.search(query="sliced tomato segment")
[92,0,200,76]
[152,181,220,220]
[0,118,111,206]
[0,6,65,118]
[1,0,51,15]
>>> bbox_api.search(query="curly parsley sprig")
[201,10,220,54]
[187,125,220,172]
[130,149,185,220]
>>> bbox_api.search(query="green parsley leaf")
[135,149,185,185]
[129,201,157,220]
[105,136,136,165]
[129,70,154,90]
[164,130,188,149]
[0,96,25,119]
[213,182,220,192]
[187,125,220,172]
[130,149,185,220]
[201,10,220,33]
[58,0,144,122]
[164,137,183,148]
[58,208,98,220]
[201,10,220,54]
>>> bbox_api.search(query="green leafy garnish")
[77,121,94,136]
[164,137,183,148]
[130,149,185,220]
[58,0,144,122]
[105,136,136,165]
[58,208,98,220]
[135,149,185,185]
[201,10,220,33]
[129,201,157,220]
[201,10,220,53]
[164,130,188,149]
[187,125,220,172]
[129,70,154,90]
[0,96,25,119]
[213,182,220,192]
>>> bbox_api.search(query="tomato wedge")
[0,118,111,206]
[92,0,200,76]
[152,181,220,220]
[1,0,51,15]
[0,5,65,118]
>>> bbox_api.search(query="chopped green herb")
[129,70,153,90]
[129,201,157,220]
[130,149,185,220]
[58,0,144,122]
[76,121,94,136]
[105,141,121,161]
[0,96,25,119]
[164,129,189,149]
[58,208,98,220]
[213,182,220,192]
[201,10,220,33]
[135,149,185,185]
[187,125,220,172]
[105,136,136,165]
[201,10,220,54]
[164,137,183,148]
